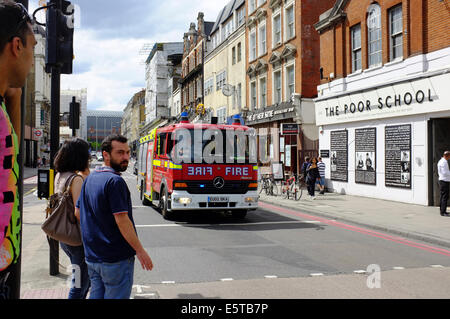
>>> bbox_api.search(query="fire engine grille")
[185,181,252,194]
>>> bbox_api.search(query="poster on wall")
[355,128,377,185]
[330,130,348,182]
[385,124,412,189]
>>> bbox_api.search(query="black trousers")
[307,181,315,196]
[439,180,449,215]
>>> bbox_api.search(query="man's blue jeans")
[60,243,90,299]
[86,257,135,299]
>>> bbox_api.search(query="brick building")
[245,0,335,177]
[180,13,215,121]
[314,0,450,205]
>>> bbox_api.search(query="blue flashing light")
[181,112,189,117]
[199,184,205,188]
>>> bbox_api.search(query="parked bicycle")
[280,174,305,201]
[259,174,278,196]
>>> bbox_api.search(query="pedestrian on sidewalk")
[301,157,310,181]
[438,150,450,217]
[306,157,320,199]
[53,138,91,299]
[316,157,326,195]
[0,1,37,294]
[76,134,153,299]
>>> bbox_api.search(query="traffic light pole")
[49,65,61,276]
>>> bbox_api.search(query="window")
[258,23,267,56]
[249,0,256,14]
[250,81,257,110]
[237,42,242,62]
[285,4,295,40]
[351,24,362,72]
[273,70,282,103]
[216,71,227,91]
[236,83,242,109]
[286,64,295,99]
[204,77,214,96]
[273,14,282,46]
[237,7,245,27]
[259,77,267,108]
[158,133,167,156]
[250,30,257,61]
[232,46,236,65]
[389,5,403,61]
[367,3,382,67]
[257,0,266,6]
[217,107,227,124]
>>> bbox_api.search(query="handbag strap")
[63,173,83,195]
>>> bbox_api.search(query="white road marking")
[220,278,234,282]
[161,281,175,284]
[135,220,322,228]
[393,267,405,270]
[310,273,324,277]
[353,270,367,274]
[264,275,278,279]
[431,265,444,268]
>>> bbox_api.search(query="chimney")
[197,12,205,37]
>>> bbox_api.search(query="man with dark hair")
[76,134,153,299]
[0,0,37,288]
[438,150,450,217]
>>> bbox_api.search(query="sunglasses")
[9,3,33,42]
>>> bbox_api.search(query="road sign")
[33,129,43,138]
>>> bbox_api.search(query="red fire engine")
[136,113,259,220]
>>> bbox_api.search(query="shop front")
[245,100,318,178]
[315,71,450,206]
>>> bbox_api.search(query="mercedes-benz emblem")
[213,177,225,189]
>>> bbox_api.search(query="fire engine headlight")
[244,197,258,203]
[173,197,192,204]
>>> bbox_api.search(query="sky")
[29,0,226,111]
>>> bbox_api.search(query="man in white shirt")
[438,151,450,217]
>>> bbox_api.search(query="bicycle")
[259,174,278,196]
[280,174,302,201]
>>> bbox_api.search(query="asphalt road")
[120,169,450,289]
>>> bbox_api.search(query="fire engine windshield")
[169,128,257,165]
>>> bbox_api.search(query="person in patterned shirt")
[0,0,36,278]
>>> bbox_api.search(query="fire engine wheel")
[160,187,175,220]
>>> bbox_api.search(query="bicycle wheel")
[294,186,302,201]
[281,184,288,199]
[259,181,266,194]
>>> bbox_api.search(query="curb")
[259,199,450,250]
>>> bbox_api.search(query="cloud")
[29,0,230,111]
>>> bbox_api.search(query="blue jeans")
[60,243,90,299]
[86,257,135,299]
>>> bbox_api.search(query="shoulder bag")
[41,174,83,246]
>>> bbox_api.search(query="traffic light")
[69,96,80,130]
[45,0,74,74]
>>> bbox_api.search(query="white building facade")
[60,89,88,140]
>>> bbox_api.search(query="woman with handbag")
[306,157,320,199]
[53,138,91,299]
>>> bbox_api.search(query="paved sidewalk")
[258,189,450,249]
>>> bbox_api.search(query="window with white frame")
[273,70,282,104]
[273,13,282,47]
[389,4,403,61]
[249,30,257,61]
[367,3,382,67]
[217,107,227,124]
[204,77,214,96]
[258,22,267,56]
[216,71,227,91]
[249,0,256,14]
[259,76,267,108]
[250,81,257,110]
[351,24,362,72]
[237,7,245,27]
[236,83,242,109]
[285,3,295,40]
[285,64,295,99]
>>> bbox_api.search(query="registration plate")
[208,196,229,202]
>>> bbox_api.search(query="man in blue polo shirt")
[76,134,153,299]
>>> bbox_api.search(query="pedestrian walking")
[316,157,326,195]
[53,138,91,299]
[76,134,153,299]
[306,157,320,199]
[301,157,310,180]
[437,150,450,217]
[0,1,37,293]
[42,156,46,167]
